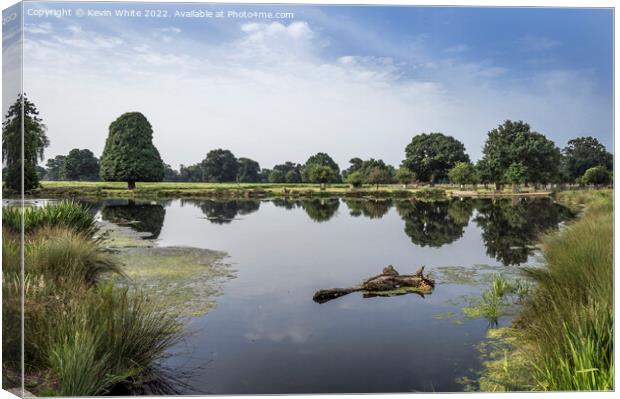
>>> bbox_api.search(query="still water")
[91,197,572,394]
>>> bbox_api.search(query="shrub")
[26,227,123,285]
[414,187,446,199]
[3,200,98,237]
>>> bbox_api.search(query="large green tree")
[100,112,164,189]
[561,136,613,183]
[269,162,302,183]
[2,94,49,191]
[366,167,392,190]
[301,152,341,183]
[62,148,99,181]
[306,164,339,188]
[44,155,66,181]
[480,120,561,188]
[342,158,394,182]
[237,157,261,182]
[201,149,238,182]
[402,133,469,183]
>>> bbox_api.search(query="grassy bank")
[25,180,556,200]
[473,189,613,391]
[2,201,181,395]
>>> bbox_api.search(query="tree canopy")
[237,157,261,182]
[448,162,476,186]
[269,162,302,183]
[366,167,392,189]
[306,164,339,185]
[201,149,238,182]
[2,94,49,191]
[395,167,416,185]
[100,112,164,189]
[62,148,100,181]
[402,133,469,183]
[480,120,561,187]
[44,155,66,181]
[562,136,613,183]
[582,166,612,186]
[301,152,341,183]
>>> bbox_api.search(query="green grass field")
[29,181,554,199]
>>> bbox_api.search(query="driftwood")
[313,265,435,304]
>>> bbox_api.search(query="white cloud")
[154,26,182,43]
[517,35,561,52]
[25,22,53,35]
[22,20,611,171]
[444,44,470,53]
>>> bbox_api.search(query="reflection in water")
[395,200,473,248]
[343,199,392,219]
[182,199,261,224]
[100,199,166,238]
[299,198,340,222]
[96,197,573,267]
[474,198,575,266]
[71,196,576,394]
[271,198,341,222]
[271,198,298,210]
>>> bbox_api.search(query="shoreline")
[8,181,565,200]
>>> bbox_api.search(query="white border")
[0,1,616,399]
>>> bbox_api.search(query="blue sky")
[7,1,614,169]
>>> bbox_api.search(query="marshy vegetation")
[469,189,613,391]
[2,201,181,395]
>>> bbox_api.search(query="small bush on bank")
[413,187,446,199]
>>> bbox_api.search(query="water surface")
[92,197,572,394]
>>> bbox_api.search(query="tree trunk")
[320,182,326,191]
[495,182,501,191]
[127,181,136,190]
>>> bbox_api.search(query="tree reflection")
[474,198,574,265]
[185,199,260,224]
[271,198,299,210]
[343,199,392,219]
[101,199,166,238]
[300,198,340,222]
[396,199,472,247]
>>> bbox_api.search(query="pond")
[87,197,573,394]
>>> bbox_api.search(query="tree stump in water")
[312,265,435,303]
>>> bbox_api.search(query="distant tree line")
[2,95,613,191]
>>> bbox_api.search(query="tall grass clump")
[3,200,98,237]
[2,201,181,395]
[516,193,613,391]
[470,191,613,392]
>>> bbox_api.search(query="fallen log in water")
[313,265,435,304]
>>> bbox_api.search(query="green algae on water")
[99,219,235,318]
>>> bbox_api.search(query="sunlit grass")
[518,192,613,390]
[472,190,613,391]
[3,200,98,237]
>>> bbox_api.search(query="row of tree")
[1,95,613,191]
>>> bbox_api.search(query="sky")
[3,1,614,170]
